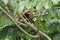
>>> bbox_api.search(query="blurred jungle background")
[0,0,60,40]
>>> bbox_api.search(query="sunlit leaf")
[18,1,25,14]
[25,0,32,9]
[2,0,8,4]
[51,0,60,5]
[44,0,52,9]
[36,3,41,11]
[9,0,18,8]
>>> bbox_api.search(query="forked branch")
[0,6,38,38]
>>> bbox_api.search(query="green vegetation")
[0,0,60,40]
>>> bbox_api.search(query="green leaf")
[55,9,60,17]
[18,1,25,14]
[0,15,13,31]
[9,0,18,15]
[44,0,52,9]
[47,21,58,33]
[51,0,60,5]
[31,0,37,7]
[53,33,60,40]
[36,3,41,11]
[14,6,18,15]
[9,0,18,8]
[2,0,8,4]
[49,9,56,17]
[25,0,32,9]
[0,27,8,39]
[56,23,60,32]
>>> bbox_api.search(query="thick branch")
[5,7,28,27]
[0,6,38,38]
[0,6,52,40]
[20,15,52,40]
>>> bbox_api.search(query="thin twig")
[37,12,41,40]
[17,22,28,27]
[36,5,45,40]
[22,10,31,22]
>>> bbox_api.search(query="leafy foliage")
[0,0,60,40]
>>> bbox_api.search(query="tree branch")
[36,5,45,40]
[36,12,41,40]
[5,7,28,27]
[0,6,52,40]
[0,6,38,38]
[20,15,52,40]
